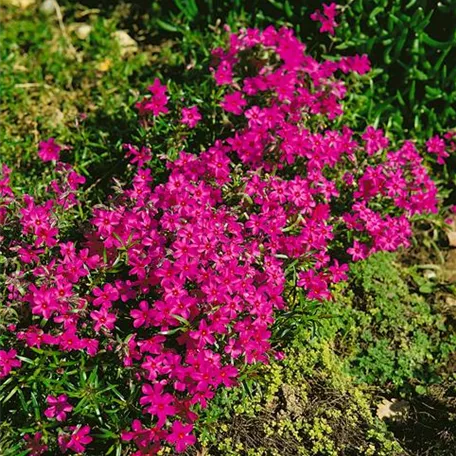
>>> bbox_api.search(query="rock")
[112,30,138,56]
[5,0,36,8]
[74,24,92,40]
[39,0,55,15]
[445,215,456,247]
[442,249,456,283]
[376,398,409,420]
[423,269,437,280]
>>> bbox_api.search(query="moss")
[195,343,404,456]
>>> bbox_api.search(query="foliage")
[309,252,456,390]
[347,253,456,389]
[195,341,405,456]
[114,0,456,138]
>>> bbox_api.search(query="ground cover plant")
[0,1,455,455]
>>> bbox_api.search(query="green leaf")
[421,33,455,49]
[415,385,427,395]
[1,385,19,403]
[155,19,180,33]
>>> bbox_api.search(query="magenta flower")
[44,394,73,422]
[166,421,196,452]
[426,135,449,164]
[122,420,164,454]
[339,54,371,75]
[181,106,201,128]
[123,143,152,167]
[217,365,239,388]
[38,138,61,162]
[59,328,84,351]
[362,126,389,155]
[221,91,247,115]
[130,300,152,328]
[90,308,117,332]
[24,432,48,456]
[136,78,169,116]
[0,349,21,378]
[92,283,119,308]
[189,320,216,347]
[311,2,339,35]
[140,383,177,427]
[347,240,369,261]
[213,60,233,85]
[0,24,446,456]
[58,425,92,453]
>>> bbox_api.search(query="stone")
[39,0,56,15]
[74,24,92,40]
[376,398,409,420]
[5,0,36,8]
[112,30,138,56]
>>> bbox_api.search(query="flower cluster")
[135,78,169,116]
[311,2,339,35]
[0,24,452,456]
[426,131,455,165]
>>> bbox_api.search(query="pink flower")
[24,432,48,456]
[166,421,196,452]
[58,425,92,453]
[140,383,177,427]
[189,320,216,347]
[213,60,233,85]
[347,240,369,261]
[90,308,117,332]
[67,170,86,190]
[59,328,84,351]
[38,138,61,162]
[0,349,21,378]
[328,260,349,283]
[130,300,152,328]
[298,270,332,301]
[217,365,238,388]
[361,126,389,155]
[92,283,119,308]
[122,420,164,455]
[29,286,58,320]
[44,394,73,421]
[426,135,449,164]
[136,78,169,116]
[123,143,152,167]
[311,2,339,35]
[181,106,201,128]
[221,91,247,115]
[339,54,371,75]
[0,24,445,456]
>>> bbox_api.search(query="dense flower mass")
[0,23,453,455]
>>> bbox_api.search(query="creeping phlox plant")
[0,22,453,455]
